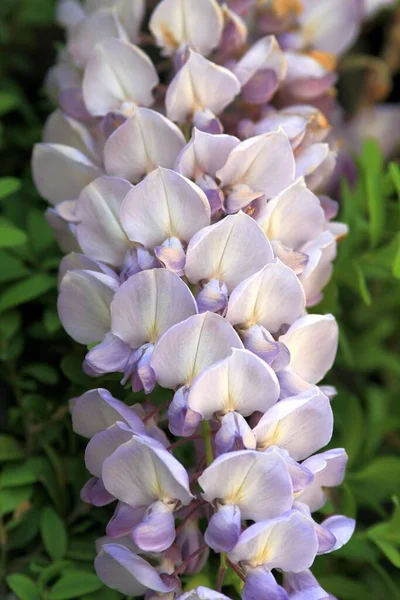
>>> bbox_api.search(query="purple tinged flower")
[82,38,159,116]
[284,570,331,600]
[215,412,256,454]
[70,387,146,439]
[101,434,194,550]
[120,168,210,261]
[196,280,228,315]
[256,178,325,250]
[240,324,291,371]
[86,269,198,390]
[107,502,146,538]
[318,515,356,553]
[165,49,241,123]
[32,143,102,205]
[185,212,274,293]
[226,259,305,335]
[299,231,337,307]
[216,129,296,206]
[104,107,185,183]
[279,314,339,385]
[295,0,362,56]
[279,52,337,102]
[229,510,319,572]
[233,35,286,105]
[45,208,80,254]
[187,348,279,420]
[199,449,293,551]
[149,0,224,57]
[242,568,289,600]
[253,388,333,460]
[218,5,248,60]
[58,252,118,286]
[296,448,348,512]
[42,109,101,165]
[81,477,115,506]
[57,269,118,344]
[95,541,178,596]
[177,587,233,600]
[84,421,136,479]
[75,176,132,267]
[67,7,125,69]
[56,0,85,29]
[295,144,337,193]
[176,518,209,575]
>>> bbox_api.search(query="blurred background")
[0,1,400,599]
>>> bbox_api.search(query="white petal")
[199,449,293,520]
[151,312,243,389]
[58,270,117,344]
[82,38,159,116]
[104,107,186,182]
[42,109,100,164]
[253,388,333,460]
[102,434,194,506]
[76,176,132,267]
[111,268,198,348]
[188,348,279,418]
[234,35,286,86]
[185,212,274,293]
[68,8,123,69]
[121,167,210,248]
[257,178,325,249]
[229,511,318,572]
[149,0,223,56]
[32,143,102,205]
[217,129,295,198]
[280,314,339,384]
[166,50,240,122]
[85,422,134,477]
[175,128,239,180]
[226,259,305,334]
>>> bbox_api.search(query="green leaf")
[6,574,40,600]
[27,208,55,254]
[0,92,21,117]
[23,363,59,385]
[319,575,372,599]
[0,250,30,284]
[44,308,61,333]
[339,395,364,467]
[0,460,38,487]
[0,310,21,339]
[0,485,33,517]
[0,223,27,248]
[368,497,400,567]
[0,434,24,462]
[40,506,68,561]
[351,457,400,501]
[48,572,103,599]
[392,233,400,279]
[0,273,55,312]
[38,561,73,590]
[352,261,372,306]
[0,177,21,198]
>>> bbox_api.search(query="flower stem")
[201,420,214,466]
[217,553,227,591]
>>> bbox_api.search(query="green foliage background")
[0,2,400,599]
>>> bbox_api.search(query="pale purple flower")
[296,449,348,512]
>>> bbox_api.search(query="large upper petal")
[175,128,239,180]
[58,269,118,344]
[166,49,241,122]
[149,0,223,56]
[82,38,159,116]
[76,176,132,267]
[216,130,295,198]
[102,434,194,507]
[32,143,102,205]
[229,511,319,572]
[253,388,334,460]
[111,268,198,348]
[257,178,325,250]
[188,348,279,419]
[199,449,293,521]
[121,168,210,248]
[279,314,339,384]
[185,212,274,293]
[226,259,305,334]
[151,312,243,389]
[104,107,185,182]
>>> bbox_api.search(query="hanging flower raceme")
[32,0,357,597]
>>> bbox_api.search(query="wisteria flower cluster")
[31,1,361,598]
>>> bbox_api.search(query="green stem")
[201,420,214,466]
